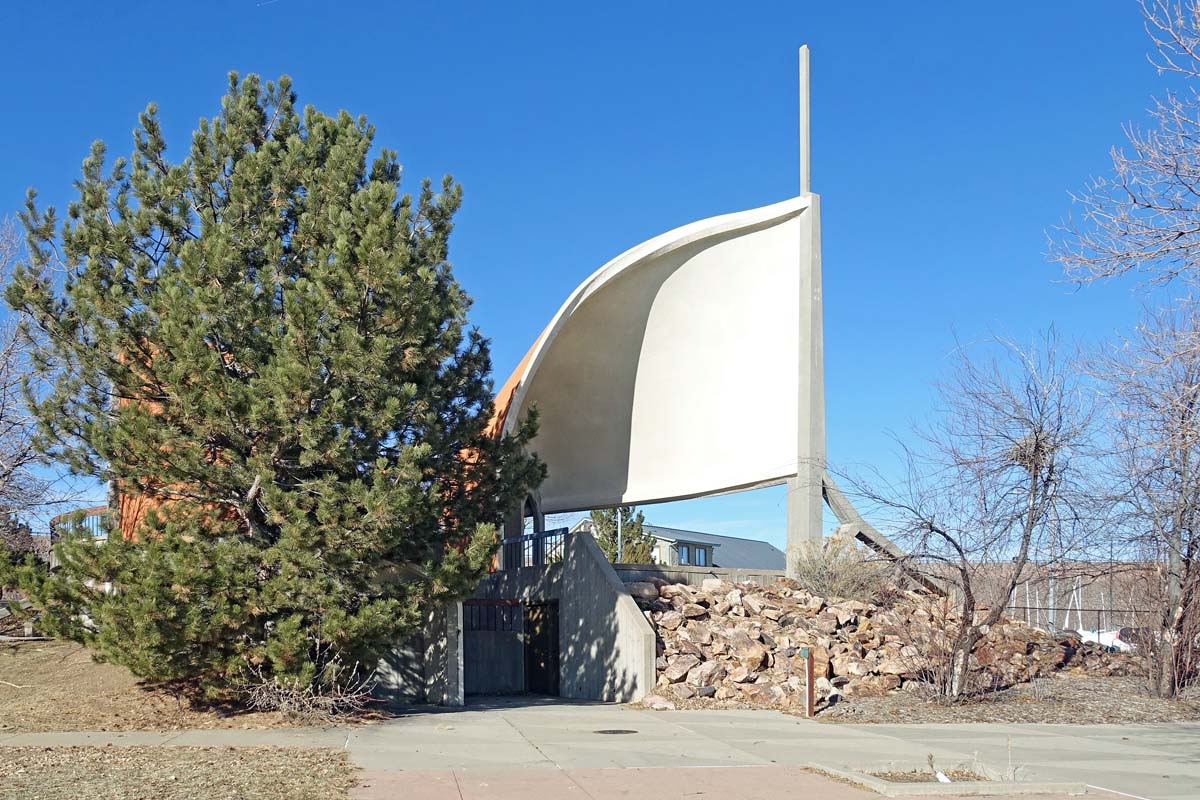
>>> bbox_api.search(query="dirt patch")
[817,674,1200,724]
[0,746,357,800]
[0,640,295,732]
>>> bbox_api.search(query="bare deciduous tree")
[1092,306,1200,696]
[1051,1,1200,287]
[845,334,1098,698]
[0,220,50,524]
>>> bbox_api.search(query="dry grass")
[818,673,1200,724]
[787,536,898,604]
[0,640,292,733]
[871,769,988,783]
[0,746,357,800]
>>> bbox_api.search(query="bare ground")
[0,640,295,732]
[0,746,357,800]
[816,674,1200,724]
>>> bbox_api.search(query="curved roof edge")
[498,195,810,439]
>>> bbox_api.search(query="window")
[695,547,708,567]
[678,544,691,565]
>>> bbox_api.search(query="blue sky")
[0,2,1166,546]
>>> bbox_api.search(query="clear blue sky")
[0,1,1163,546]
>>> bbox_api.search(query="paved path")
[3,699,1196,799]
[352,765,885,800]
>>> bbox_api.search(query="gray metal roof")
[645,525,785,570]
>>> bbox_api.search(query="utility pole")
[1048,496,1059,632]
[616,507,624,563]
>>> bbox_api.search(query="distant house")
[569,519,785,570]
[645,525,785,570]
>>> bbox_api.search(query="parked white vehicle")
[1078,629,1133,652]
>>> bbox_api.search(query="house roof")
[645,525,785,571]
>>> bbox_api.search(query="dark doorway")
[524,601,559,695]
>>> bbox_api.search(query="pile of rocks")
[632,577,1131,711]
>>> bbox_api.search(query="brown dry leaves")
[0,641,291,733]
[818,674,1200,724]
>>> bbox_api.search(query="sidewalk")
[352,765,887,800]
[3,700,1195,799]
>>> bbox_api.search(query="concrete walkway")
[3,699,1195,799]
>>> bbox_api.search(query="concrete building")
[376,49,913,706]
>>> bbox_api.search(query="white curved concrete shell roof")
[499,195,817,515]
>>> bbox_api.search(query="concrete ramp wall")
[374,601,464,707]
[472,531,655,702]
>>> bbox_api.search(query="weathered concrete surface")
[353,766,885,800]
[375,601,464,707]
[614,562,785,587]
[340,702,1194,799]
[7,704,1194,799]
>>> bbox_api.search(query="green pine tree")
[588,506,655,564]
[3,74,544,697]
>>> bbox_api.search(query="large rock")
[626,581,660,601]
[736,643,769,672]
[809,646,832,679]
[747,684,786,705]
[668,683,697,700]
[844,673,900,697]
[660,583,694,602]
[659,611,685,630]
[813,612,840,635]
[680,623,713,645]
[644,694,677,710]
[727,665,755,683]
[663,655,701,683]
[701,578,733,594]
[687,660,727,687]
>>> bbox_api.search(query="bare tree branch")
[1050,1,1200,288]
[838,332,1100,697]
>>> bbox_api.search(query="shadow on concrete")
[468,532,654,704]
[382,694,614,719]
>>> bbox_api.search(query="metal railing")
[497,528,569,571]
[48,506,110,540]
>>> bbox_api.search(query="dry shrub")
[238,662,376,723]
[789,535,898,603]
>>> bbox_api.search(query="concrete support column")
[786,51,826,576]
[787,190,826,575]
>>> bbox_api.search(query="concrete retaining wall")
[374,601,464,707]
[615,563,785,587]
[473,532,655,702]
